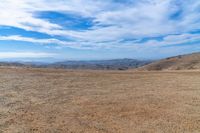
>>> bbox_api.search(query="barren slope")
[0,67,200,132]
[139,52,200,71]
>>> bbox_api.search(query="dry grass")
[139,52,200,70]
[0,67,200,133]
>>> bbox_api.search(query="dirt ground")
[0,67,200,133]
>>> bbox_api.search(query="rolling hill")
[0,59,151,70]
[138,52,200,71]
[47,59,151,70]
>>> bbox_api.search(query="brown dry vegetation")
[0,67,200,133]
[139,52,200,71]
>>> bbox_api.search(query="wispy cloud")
[0,0,200,59]
[0,52,57,59]
[0,35,109,49]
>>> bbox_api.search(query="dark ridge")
[0,59,152,70]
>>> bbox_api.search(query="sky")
[0,0,200,62]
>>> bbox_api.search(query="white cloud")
[0,35,67,45]
[1,32,200,50]
[0,35,101,49]
[124,33,200,48]
[0,52,57,59]
[0,0,200,49]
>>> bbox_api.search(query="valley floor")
[0,67,200,133]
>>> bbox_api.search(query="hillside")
[139,52,200,71]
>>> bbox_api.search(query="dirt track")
[0,67,200,133]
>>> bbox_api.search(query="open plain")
[0,67,200,133]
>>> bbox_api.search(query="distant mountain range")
[0,59,152,70]
[2,52,200,71]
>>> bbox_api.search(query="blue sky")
[0,0,200,62]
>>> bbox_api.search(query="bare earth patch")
[0,67,200,133]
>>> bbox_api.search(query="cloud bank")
[0,52,57,59]
[0,0,200,59]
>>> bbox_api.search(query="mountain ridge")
[0,59,152,70]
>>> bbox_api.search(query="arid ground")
[0,67,200,133]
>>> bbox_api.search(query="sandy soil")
[0,67,200,133]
